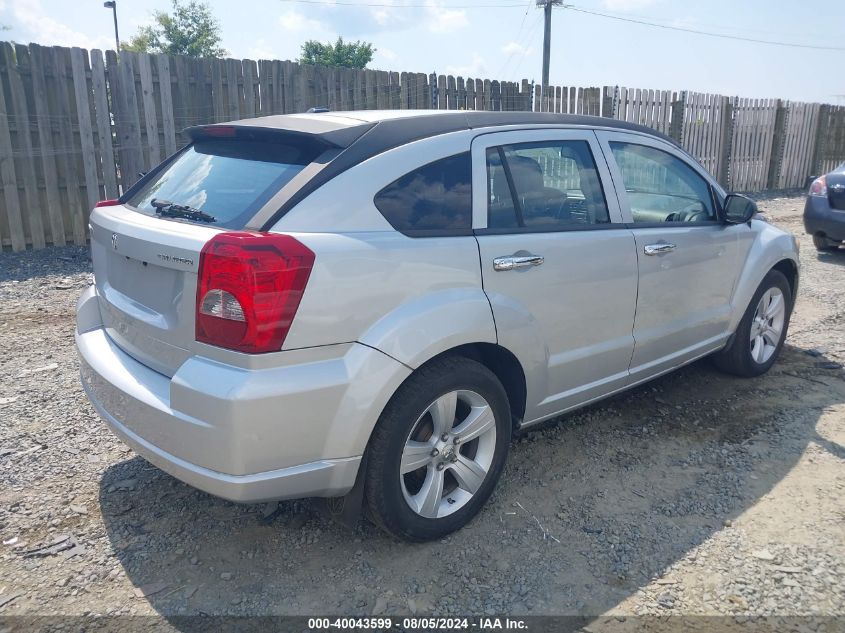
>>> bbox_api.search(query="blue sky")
[1,0,842,104]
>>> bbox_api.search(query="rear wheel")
[365,356,511,541]
[713,270,792,377]
[813,234,839,251]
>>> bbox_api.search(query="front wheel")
[713,269,792,377]
[365,356,511,541]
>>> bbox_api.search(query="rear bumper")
[803,196,845,242]
[82,372,361,502]
[76,286,411,503]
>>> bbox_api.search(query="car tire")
[364,355,511,542]
[713,269,792,378]
[813,234,838,251]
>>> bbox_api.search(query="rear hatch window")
[127,139,319,229]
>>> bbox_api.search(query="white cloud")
[277,10,336,47]
[374,46,399,65]
[601,0,658,11]
[502,42,533,57]
[426,1,468,33]
[446,52,487,77]
[369,0,400,26]
[372,8,393,26]
[247,38,279,61]
[279,10,326,32]
[9,0,113,50]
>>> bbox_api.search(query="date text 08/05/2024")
[307,617,528,630]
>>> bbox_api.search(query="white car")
[77,111,799,541]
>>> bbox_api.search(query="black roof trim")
[243,111,680,231]
[462,112,679,145]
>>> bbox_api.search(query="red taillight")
[95,199,120,207]
[196,232,315,354]
[809,175,827,197]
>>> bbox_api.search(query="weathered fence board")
[91,50,118,199]
[4,43,45,249]
[156,55,177,157]
[2,42,845,250]
[70,47,100,215]
[733,98,778,191]
[779,102,820,189]
[52,47,88,245]
[29,45,65,246]
[815,105,845,175]
[0,47,24,251]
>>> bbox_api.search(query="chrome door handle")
[643,243,676,256]
[493,255,545,271]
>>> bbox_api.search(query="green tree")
[123,0,226,57]
[299,37,375,69]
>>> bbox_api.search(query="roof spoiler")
[182,119,375,149]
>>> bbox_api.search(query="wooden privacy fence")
[2,42,845,251]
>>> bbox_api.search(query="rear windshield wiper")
[151,199,217,223]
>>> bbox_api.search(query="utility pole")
[103,1,120,53]
[536,0,562,111]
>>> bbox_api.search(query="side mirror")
[723,193,757,224]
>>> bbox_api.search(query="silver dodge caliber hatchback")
[77,111,800,541]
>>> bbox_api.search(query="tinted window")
[128,140,317,229]
[374,153,472,235]
[609,142,716,223]
[487,140,610,230]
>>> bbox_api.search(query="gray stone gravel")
[0,196,843,625]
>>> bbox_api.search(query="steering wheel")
[666,203,707,222]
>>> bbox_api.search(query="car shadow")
[98,343,845,622]
[815,247,845,265]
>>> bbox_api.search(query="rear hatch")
[90,130,335,376]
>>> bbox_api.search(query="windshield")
[127,140,315,229]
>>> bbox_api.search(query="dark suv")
[805,163,845,251]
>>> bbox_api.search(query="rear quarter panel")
[279,231,496,367]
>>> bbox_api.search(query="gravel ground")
[1,194,843,626]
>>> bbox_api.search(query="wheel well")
[772,259,798,301]
[423,343,527,428]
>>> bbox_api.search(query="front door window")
[609,142,716,224]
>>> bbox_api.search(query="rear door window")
[127,140,318,229]
[487,140,610,230]
[373,152,472,236]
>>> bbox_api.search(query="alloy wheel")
[749,286,786,364]
[400,390,497,519]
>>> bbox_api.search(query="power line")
[563,4,845,52]
[496,0,535,77]
[278,0,845,51]
[511,11,543,78]
[570,5,825,40]
[278,0,526,7]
